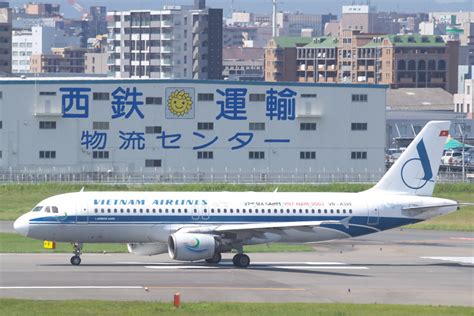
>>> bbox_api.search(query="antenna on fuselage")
[273,187,278,193]
[80,187,85,192]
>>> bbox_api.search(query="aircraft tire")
[70,255,81,266]
[232,254,250,268]
[205,252,222,264]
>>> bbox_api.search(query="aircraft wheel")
[205,252,222,264]
[70,255,81,266]
[232,253,250,268]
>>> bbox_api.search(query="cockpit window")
[52,206,59,213]
[32,206,43,212]
[45,206,51,213]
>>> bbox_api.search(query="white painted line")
[0,286,143,290]
[145,265,368,270]
[119,261,346,266]
[421,257,474,264]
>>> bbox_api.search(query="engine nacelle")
[168,233,216,261]
[127,242,168,256]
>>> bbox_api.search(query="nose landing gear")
[70,242,83,266]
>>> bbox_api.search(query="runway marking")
[0,286,143,290]
[421,257,474,264]
[144,265,368,270]
[449,237,474,241]
[119,261,346,266]
[0,285,304,292]
[142,261,368,270]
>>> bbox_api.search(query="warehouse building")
[0,78,386,182]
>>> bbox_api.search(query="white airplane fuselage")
[14,190,457,245]
[12,121,460,267]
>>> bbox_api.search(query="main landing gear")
[232,253,250,268]
[205,252,222,264]
[70,242,82,266]
[204,252,250,267]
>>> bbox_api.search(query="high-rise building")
[0,2,12,75]
[107,1,222,79]
[12,26,80,73]
[30,47,87,73]
[341,5,376,33]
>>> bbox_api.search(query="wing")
[179,217,352,235]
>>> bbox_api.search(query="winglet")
[340,216,352,229]
[80,187,85,192]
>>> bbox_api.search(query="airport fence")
[0,167,472,184]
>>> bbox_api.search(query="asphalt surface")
[1,229,473,305]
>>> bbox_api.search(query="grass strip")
[0,299,472,316]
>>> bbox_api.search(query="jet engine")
[168,233,216,261]
[127,242,168,256]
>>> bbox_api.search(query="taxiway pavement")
[1,229,473,305]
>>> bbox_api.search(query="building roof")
[387,88,453,111]
[272,36,313,48]
[302,37,338,49]
[223,47,264,61]
[363,34,446,48]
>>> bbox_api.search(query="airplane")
[14,121,460,268]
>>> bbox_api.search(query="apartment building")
[30,47,87,73]
[265,37,312,82]
[0,2,12,74]
[107,1,222,79]
[285,31,460,93]
[12,26,80,73]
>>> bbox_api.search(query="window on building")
[93,92,110,101]
[145,159,162,167]
[0,121,2,129]
[92,151,109,159]
[300,151,316,159]
[249,122,265,131]
[249,93,265,102]
[249,151,265,159]
[145,126,162,134]
[39,121,56,129]
[197,122,214,130]
[301,94,317,98]
[351,122,368,131]
[300,122,316,131]
[93,122,110,130]
[198,93,214,101]
[0,151,2,159]
[352,94,368,102]
[351,151,367,159]
[39,91,56,96]
[39,151,56,159]
[0,91,2,99]
[197,151,213,159]
[145,97,162,105]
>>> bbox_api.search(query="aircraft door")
[367,202,380,226]
[76,194,88,224]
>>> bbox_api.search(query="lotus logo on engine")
[185,237,208,253]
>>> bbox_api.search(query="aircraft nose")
[14,215,29,237]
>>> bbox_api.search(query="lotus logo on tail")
[185,237,208,253]
[401,139,433,190]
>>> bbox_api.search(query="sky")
[7,0,474,18]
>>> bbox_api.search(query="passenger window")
[52,206,59,213]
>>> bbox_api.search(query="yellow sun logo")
[167,90,193,116]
